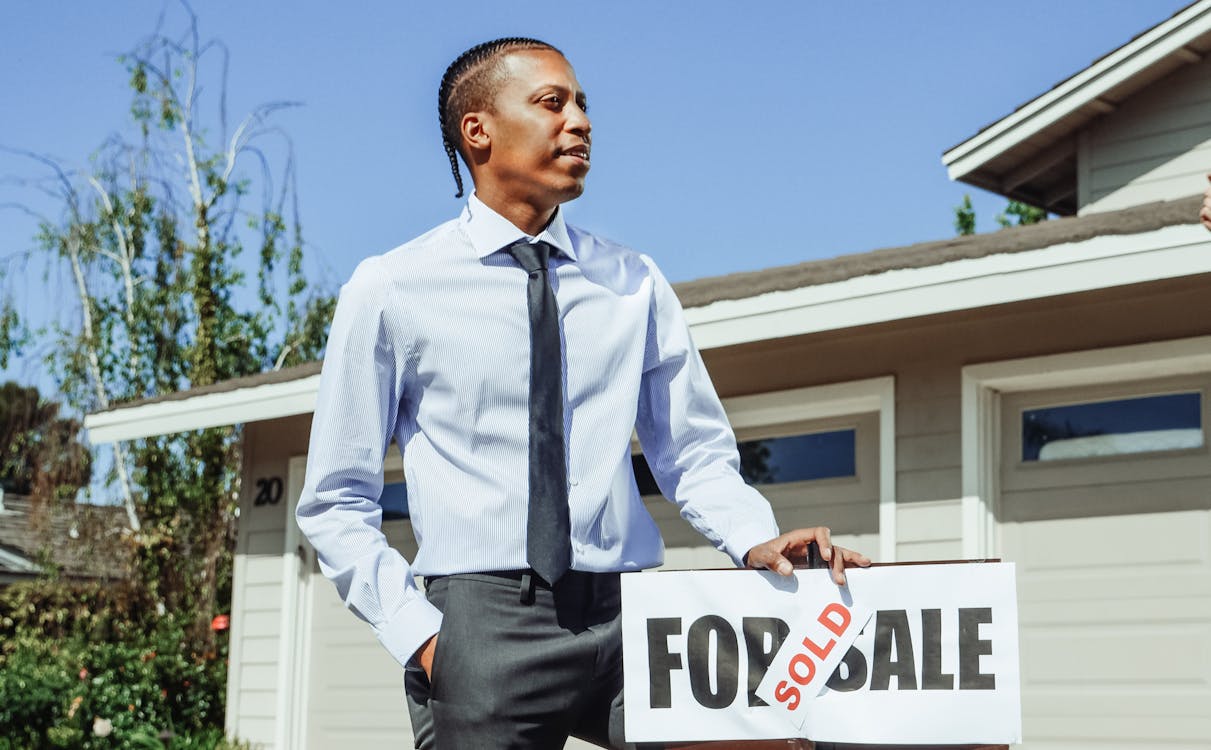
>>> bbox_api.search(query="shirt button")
[569,477,578,487]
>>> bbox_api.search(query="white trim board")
[685,223,1211,350]
[84,374,320,444]
[83,224,1211,444]
[959,335,1211,558]
[942,0,1211,180]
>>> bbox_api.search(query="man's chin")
[558,180,586,203]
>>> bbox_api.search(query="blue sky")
[0,0,1197,389]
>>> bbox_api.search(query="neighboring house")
[0,491,130,585]
[85,3,1211,748]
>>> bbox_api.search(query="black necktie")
[508,240,571,586]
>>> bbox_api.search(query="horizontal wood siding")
[1082,56,1211,213]
[703,274,1211,565]
[229,413,314,749]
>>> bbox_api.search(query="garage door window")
[1001,373,1211,502]
[632,427,857,495]
[1022,391,1203,461]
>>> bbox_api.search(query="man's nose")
[567,105,591,138]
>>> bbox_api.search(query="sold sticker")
[754,572,872,730]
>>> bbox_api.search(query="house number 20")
[254,477,283,506]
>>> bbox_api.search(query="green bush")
[0,581,244,749]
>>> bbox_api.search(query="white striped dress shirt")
[296,194,779,667]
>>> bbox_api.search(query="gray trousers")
[404,570,656,750]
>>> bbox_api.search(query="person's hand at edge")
[745,526,871,586]
[1201,174,1211,232]
[418,634,438,681]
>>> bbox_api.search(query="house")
[0,490,130,585]
[84,2,1211,747]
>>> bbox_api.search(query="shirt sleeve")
[634,259,779,566]
[295,258,442,669]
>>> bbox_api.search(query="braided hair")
[438,37,562,198]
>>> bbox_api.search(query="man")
[297,38,870,749]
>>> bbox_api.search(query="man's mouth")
[562,146,590,164]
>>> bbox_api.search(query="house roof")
[81,193,1209,447]
[0,493,130,581]
[942,0,1211,215]
[674,193,1202,309]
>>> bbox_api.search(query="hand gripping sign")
[620,563,1020,745]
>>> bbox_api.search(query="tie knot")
[508,240,553,274]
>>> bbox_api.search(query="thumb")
[768,553,794,576]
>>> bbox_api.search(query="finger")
[768,526,832,561]
[770,552,794,576]
[818,526,833,562]
[830,541,846,585]
[758,547,795,576]
[838,546,872,567]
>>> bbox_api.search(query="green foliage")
[0,8,335,652]
[954,195,1047,236]
[0,382,91,498]
[996,199,1048,228]
[954,194,977,236]
[0,581,248,750]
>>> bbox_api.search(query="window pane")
[1022,392,1203,462]
[632,428,857,496]
[739,430,856,484]
[381,481,409,520]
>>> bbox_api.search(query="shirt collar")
[461,192,578,262]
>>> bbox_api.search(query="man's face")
[476,48,591,211]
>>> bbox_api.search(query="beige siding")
[894,363,963,558]
[895,499,962,561]
[1081,55,1211,213]
[704,274,1211,565]
[228,414,313,749]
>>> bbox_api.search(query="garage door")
[999,378,1211,748]
[639,411,882,570]
[301,490,418,749]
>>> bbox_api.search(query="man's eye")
[543,96,562,108]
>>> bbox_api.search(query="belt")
[423,568,613,604]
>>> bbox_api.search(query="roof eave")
[83,212,1211,445]
[943,1,1211,203]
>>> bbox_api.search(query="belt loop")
[519,572,536,604]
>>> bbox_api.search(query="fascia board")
[943,1,1211,180]
[684,224,1211,350]
[84,224,1211,444]
[83,374,321,444]
[0,545,40,573]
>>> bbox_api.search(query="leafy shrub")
[0,581,242,749]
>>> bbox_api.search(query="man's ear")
[461,111,491,157]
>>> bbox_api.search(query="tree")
[954,195,977,236]
[0,3,335,646]
[996,200,1048,228]
[0,381,91,500]
[953,194,1047,236]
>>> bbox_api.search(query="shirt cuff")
[374,595,444,669]
[724,522,779,569]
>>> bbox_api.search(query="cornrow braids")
[438,37,562,198]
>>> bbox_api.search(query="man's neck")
[473,187,557,237]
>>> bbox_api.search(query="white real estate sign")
[621,563,1021,745]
